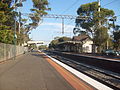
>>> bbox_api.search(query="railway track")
[45,51,120,89]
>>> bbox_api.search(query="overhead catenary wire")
[116,15,120,17]
[64,19,75,30]
[102,0,120,7]
[22,13,89,20]
[60,0,79,14]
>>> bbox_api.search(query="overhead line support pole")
[98,0,101,12]
[14,11,16,60]
[62,18,64,34]
[21,13,89,34]
[98,0,101,26]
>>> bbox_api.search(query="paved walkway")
[0,51,93,90]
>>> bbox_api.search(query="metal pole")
[106,19,109,49]
[14,3,17,60]
[18,12,21,34]
[62,18,64,34]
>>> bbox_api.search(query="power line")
[64,19,74,30]
[102,0,119,7]
[22,13,89,34]
[116,15,120,17]
[61,0,79,14]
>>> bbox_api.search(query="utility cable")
[116,15,120,17]
[61,0,79,14]
[64,19,75,30]
[102,0,120,7]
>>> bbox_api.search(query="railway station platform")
[0,51,113,90]
[0,51,94,90]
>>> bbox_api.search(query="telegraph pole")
[98,0,101,26]
[92,0,101,53]
[98,0,101,12]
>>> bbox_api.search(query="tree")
[0,1,14,30]
[0,0,50,45]
[0,30,14,44]
[49,37,71,49]
[28,0,50,30]
[16,0,50,45]
[0,0,27,44]
[78,31,87,36]
[113,25,120,50]
[58,37,71,42]
[49,39,58,49]
[94,26,109,52]
[75,1,115,52]
[0,1,15,43]
[39,45,48,50]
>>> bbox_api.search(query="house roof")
[72,35,91,42]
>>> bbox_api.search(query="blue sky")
[21,0,120,45]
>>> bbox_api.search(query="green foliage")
[0,1,15,30]
[77,2,98,16]
[1,0,13,7]
[49,39,59,49]
[94,27,109,46]
[0,30,14,44]
[76,1,114,33]
[78,31,87,36]
[13,0,51,45]
[114,31,120,40]
[58,37,71,42]
[0,1,15,44]
[39,45,48,50]
[32,0,50,10]
[0,0,50,45]
[76,1,115,52]
[49,37,71,49]
[0,0,28,45]
[29,0,50,29]
[113,30,120,50]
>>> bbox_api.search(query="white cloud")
[41,22,61,26]
[38,22,75,33]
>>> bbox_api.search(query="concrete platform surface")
[0,52,75,90]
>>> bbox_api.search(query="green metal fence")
[0,43,28,62]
